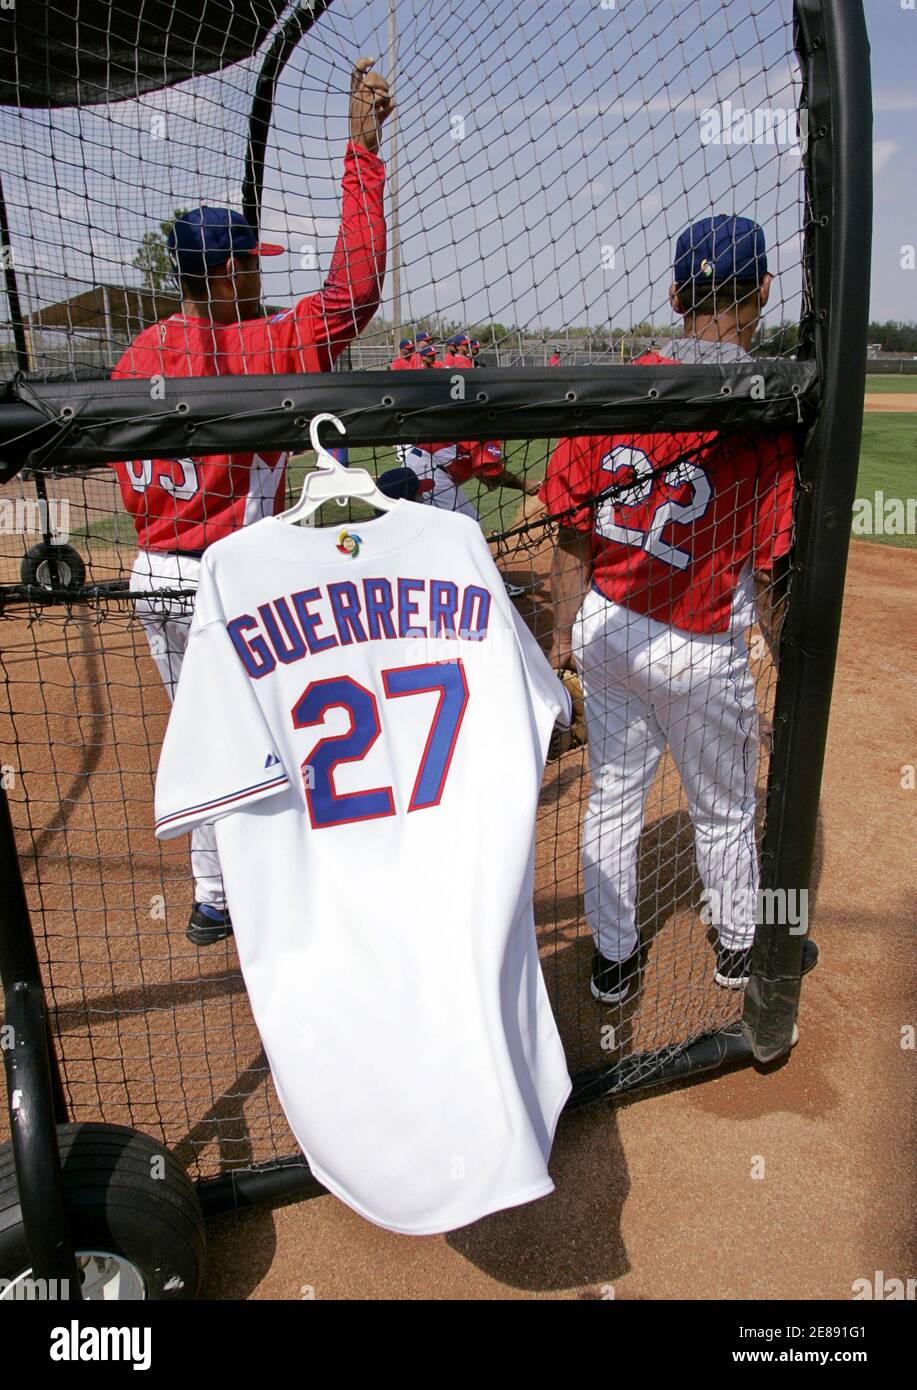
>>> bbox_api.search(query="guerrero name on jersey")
[110,141,386,553]
[154,503,572,1235]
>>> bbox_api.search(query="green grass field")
[72,411,914,554]
[278,421,917,555]
[853,412,917,550]
[864,374,917,393]
[282,439,552,536]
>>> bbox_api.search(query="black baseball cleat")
[800,936,819,974]
[715,935,820,989]
[714,944,752,989]
[591,947,641,1004]
[187,903,234,946]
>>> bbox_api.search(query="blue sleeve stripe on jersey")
[155,772,289,832]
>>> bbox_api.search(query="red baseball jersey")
[111,142,386,552]
[390,356,414,370]
[447,439,503,486]
[541,355,796,635]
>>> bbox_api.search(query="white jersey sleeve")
[154,615,289,840]
[462,520,572,731]
[510,604,572,729]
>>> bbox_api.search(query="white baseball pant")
[573,586,760,960]
[396,445,480,519]
[130,549,225,908]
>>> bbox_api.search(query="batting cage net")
[0,0,870,1189]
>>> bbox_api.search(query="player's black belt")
[159,549,206,559]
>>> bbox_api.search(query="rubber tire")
[20,542,86,592]
[0,1123,206,1300]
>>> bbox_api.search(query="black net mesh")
[0,0,806,376]
[0,0,810,1182]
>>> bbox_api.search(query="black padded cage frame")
[0,0,871,1290]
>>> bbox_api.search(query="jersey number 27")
[292,660,469,829]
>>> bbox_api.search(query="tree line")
[133,220,916,355]
[864,321,917,353]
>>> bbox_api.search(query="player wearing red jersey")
[399,331,434,366]
[111,57,392,944]
[394,438,504,517]
[394,435,538,518]
[542,215,797,1001]
[442,334,473,367]
[390,337,415,368]
[396,340,534,512]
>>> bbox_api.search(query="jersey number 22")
[595,446,712,571]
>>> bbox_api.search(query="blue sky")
[0,0,911,336]
[864,0,917,323]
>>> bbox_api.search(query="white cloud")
[572,179,608,204]
[260,209,339,241]
[873,90,917,113]
[873,140,899,176]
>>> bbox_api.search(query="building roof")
[27,284,181,336]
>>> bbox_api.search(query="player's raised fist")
[349,57,393,155]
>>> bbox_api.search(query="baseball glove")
[547,668,587,761]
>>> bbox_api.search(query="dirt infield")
[864,393,917,412]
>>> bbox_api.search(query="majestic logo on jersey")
[336,530,362,559]
[264,751,282,768]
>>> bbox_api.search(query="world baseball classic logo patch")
[336,530,362,559]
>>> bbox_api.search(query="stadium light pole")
[0,172,30,373]
[387,0,402,347]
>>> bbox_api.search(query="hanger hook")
[309,412,347,468]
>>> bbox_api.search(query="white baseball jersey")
[154,502,572,1234]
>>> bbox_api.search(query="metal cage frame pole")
[0,173,30,374]
[386,0,402,345]
[241,1,333,236]
[742,0,873,1062]
[0,786,81,1295]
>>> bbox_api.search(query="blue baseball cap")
[673,215,768,285]
[168,207,285,278]
[415,331,432,344]
[418,343,437,358]
[378,467,421,501]
[399,337,414,349]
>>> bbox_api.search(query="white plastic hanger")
[277,412,399,524]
